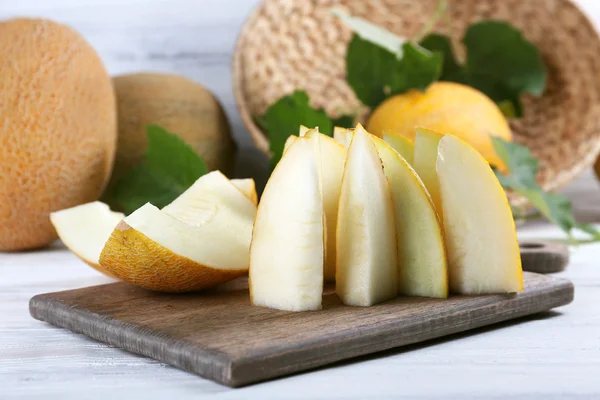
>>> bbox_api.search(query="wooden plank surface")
[29,272,573,387]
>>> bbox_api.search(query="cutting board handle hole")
[520,242,545,249]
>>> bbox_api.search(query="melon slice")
[284,135,298,153]
[302,129,346,282]
[437,135,523,294]
[231,179,258,205]
[383,132,415,165]
[371,137,448,298]
[50,202,124,277]
[333,126,353,149]
[99,171,256,292]
[336,125,398,306]
[249,132,325,311]
[413,127,445,221]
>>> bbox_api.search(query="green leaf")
[491,136,600,241]
[419,33,466,84]
[345,34,401,108]
[331,114,355,129]
[261,90,332,169]
[334,10,442,108]
[346,34,442,108]
[420,22,546,118]
[390,43,443,95]
[109,125,208,214]
[464,21,546,97]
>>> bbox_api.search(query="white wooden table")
[2,0,600,398]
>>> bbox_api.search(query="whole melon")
[0,19,117,251]
[367,82,512,169]
[109,73,236,186]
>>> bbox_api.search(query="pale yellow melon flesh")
[99,171,256,292]
[413,127,445,222]
[250,134,325,311]
[284,135,298,152]
[231,179,258,205]
[50,202,124,277]
[371,137,448,298]
[302,129,346,282]
[336,125,398,306]
[383,133,415,165]
[334,127,353,149]
[437,135,523,294]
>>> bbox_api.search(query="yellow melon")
[367,82,512,169]
[0,18,117,251]
[109,73,236,186]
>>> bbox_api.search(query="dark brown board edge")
[29,277,574,388]
[29,295,234,384]
[228,278,574,386]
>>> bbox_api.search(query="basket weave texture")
[233,0,600,193]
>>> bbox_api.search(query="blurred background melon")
[0,18,117,251]
[108,73,236,188]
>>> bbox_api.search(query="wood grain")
[520,240,570,273]
[29,272,573,387]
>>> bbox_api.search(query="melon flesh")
[231,179,258,205]
[336,125,398,306]
[302,129,346,282]
[50,202,123,275]
[437,135,523,294]
[250,134,324,311]
[334,127,353,149]
[372,137,448,298]
[413,127,445,221]
[99,171,256,292]
[383,133,415,165]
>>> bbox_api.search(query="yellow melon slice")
[250,132,325,311]
[231,178,258,205]
[302,129,346,282]
[371,137,448,298]
[437,135,523,294]
[383,133,415,165]
[99,171,256,292]
[336,125,398,306]
[333,127,353,149]
[413,127,445,221]
[50,202,123,277]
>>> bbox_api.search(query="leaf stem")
[415,0,448,42]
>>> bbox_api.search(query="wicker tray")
[233,0,600,194]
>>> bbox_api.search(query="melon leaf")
[105,125,208,214]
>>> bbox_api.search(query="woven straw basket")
[233,0,600,195]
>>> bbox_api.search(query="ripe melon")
[0,18,117,251]
[367,82,512,169]
[109,73,236,186]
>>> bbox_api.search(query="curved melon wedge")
[302,129,346,282]
[99,171,256,292]
[414,127,445,222]
[383,132,414,165]
[250,133,325,311]
[333,126,353,149]
[231,179,258,205]
[336,125,398,306]
[50,202,124,277]
[372,137,448,298]
[437,135,523,294]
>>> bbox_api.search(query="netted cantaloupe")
[109,73,236,187]
[0,18,117,251]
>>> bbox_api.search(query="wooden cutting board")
[30,271,573,387]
